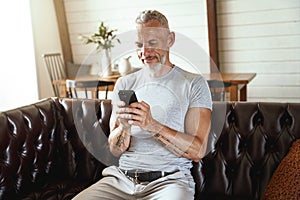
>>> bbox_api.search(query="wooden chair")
[66,79,115,99]
[207,80,231,101]
[42,53,66,97]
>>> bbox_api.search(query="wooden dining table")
[53,74,120,98]
[54,72,256,101]
[202,73,256,101]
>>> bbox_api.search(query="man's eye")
[148,41,158,46]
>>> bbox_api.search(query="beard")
[144,54,166,76]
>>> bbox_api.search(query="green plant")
[79,21,120,51]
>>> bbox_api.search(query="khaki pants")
[73,166,195,200]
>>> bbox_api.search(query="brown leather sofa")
[0,97,299,200]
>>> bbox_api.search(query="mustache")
[140,54,164,63]
[141,55,158,60]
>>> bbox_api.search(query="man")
[73,10,212,200]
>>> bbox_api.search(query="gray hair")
[135,10,169,28]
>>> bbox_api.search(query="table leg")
[59,84,67,97]
[240,85,247,101]
[230,85,238,101]
[92,89,98,99]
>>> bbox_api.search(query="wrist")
[149,120,164,135]
[118,123,131,132]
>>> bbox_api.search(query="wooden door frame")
[53,0,73,73]
[207,0,219,72]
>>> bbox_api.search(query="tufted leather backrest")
[55,98,116,182]
[192,102,300,200]
[0,98,59,199]
[0,98,114,199]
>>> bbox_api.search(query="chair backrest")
[42,53,66,97]
[207,80,231,101]
[66,79,115,99]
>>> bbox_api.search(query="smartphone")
[118,90,138,107]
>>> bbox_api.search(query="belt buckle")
[134,171,139,184]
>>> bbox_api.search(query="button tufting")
[256,170,262,176]
[219,142,223,147]
[266,141,277,153]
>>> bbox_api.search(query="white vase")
[100,49,113,77]
[118,56,132,75]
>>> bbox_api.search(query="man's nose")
[139,45,153,56]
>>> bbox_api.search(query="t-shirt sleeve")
[189,76,212,110]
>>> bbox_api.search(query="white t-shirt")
[111,66,212,174]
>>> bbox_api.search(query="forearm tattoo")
[153,133,188,156]
[116,135,124,147]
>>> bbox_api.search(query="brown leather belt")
[121,169,177,183]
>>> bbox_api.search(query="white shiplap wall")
[63,0,210,74]
[217,0,300,102]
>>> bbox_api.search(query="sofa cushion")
[261,139,300,200]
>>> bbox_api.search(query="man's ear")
[167,32,175,47]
